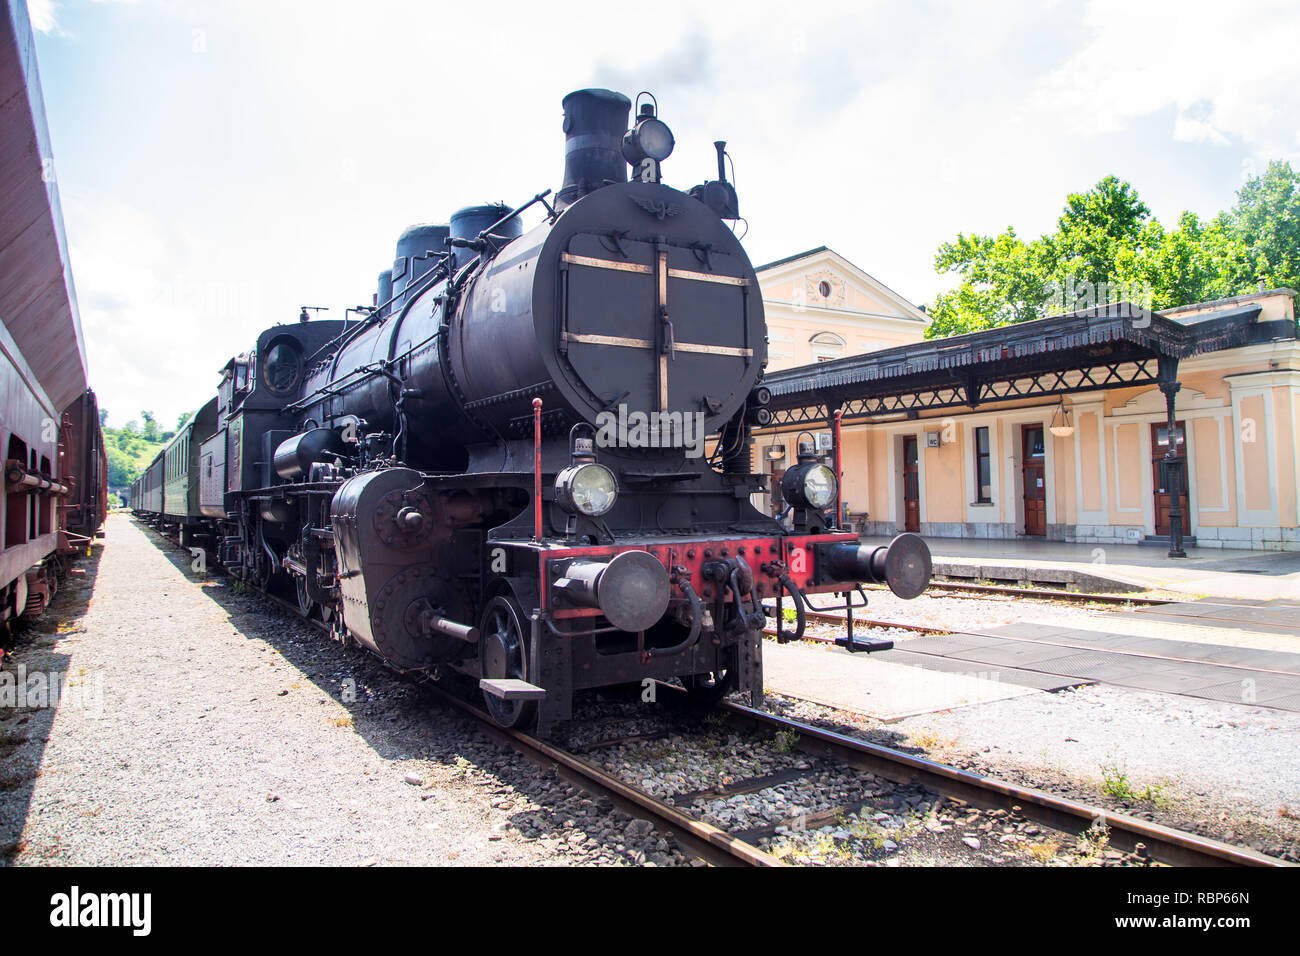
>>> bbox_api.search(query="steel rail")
[249,589,779,867]
[710,695,1289,869]
[425,685,783,868]
[904,580,1170,605]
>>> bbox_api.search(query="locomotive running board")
[479,678,547,701]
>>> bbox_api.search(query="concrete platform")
[763,639,1056,721]
[860,536,1300,600]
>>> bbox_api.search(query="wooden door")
[1021,424,1046,536]
[1151,421,1189,536]
[902,436,920,532]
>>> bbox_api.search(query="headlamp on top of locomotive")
[623,96,674,183]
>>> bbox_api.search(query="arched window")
[810,331,846,363]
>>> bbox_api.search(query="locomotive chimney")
[556,88,631,209]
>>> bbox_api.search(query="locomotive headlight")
[556,463,618,517]
[623,115,676,165]
[635,117,675,161]
[780,462,838,511]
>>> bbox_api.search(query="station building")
[750,247,1300,552]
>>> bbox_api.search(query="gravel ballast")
[0,515,683,866]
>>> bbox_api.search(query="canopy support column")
[1158,357,1186,559]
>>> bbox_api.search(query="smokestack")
[557,89,631,209]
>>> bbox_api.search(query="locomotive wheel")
[295,576,315,617]
[479,594,536,730]
[680,667,735,706]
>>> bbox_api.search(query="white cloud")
[26,0,58,34]
[1032,0,1300,159]
[1174,112,1229,146]
[65,192,253,430]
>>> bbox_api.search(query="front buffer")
[481,530,932,734]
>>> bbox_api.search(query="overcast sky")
[28,0,1300,429]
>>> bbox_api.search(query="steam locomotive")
[130,89,931,733]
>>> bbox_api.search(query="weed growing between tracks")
[1099,752,1168,806]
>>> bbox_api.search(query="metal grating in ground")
[1133,602,1300,634]
[1187,677,1300,706]
[869,648,1090,692]
[975,623,1300,675]
[890,630,1300,713]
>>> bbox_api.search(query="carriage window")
[6,437,28,547]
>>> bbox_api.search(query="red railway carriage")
[0,2,102,641]
[59,388,109,551]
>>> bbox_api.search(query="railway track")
[253,584,783,865]
[260,598,1288,868]
[768,611,947,637]
[449,676,1289,868]
[759,580,1175,647]
[164,528,1285,870]
[890,580,1171,606]
[709,697,1286,868]
[762,579,1169,642]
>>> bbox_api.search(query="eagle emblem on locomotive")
[142,89,931,733]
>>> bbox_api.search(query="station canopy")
[761,302,1293,428]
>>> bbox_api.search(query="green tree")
[925,168,1296,339]
[106,444,135,487]
[1041,175,1155,287]
[140,411,159,442]
[1222,160,1300,295]
[927,228,1051,337]
[1138,211,1246,309]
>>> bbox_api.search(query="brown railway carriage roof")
[762,302,1292,418]
[0,3,89,413]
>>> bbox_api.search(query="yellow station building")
[751,247,1300,552]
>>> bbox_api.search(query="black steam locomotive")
[131,89,931,733]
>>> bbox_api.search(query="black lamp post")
[1158,373,1186,559]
